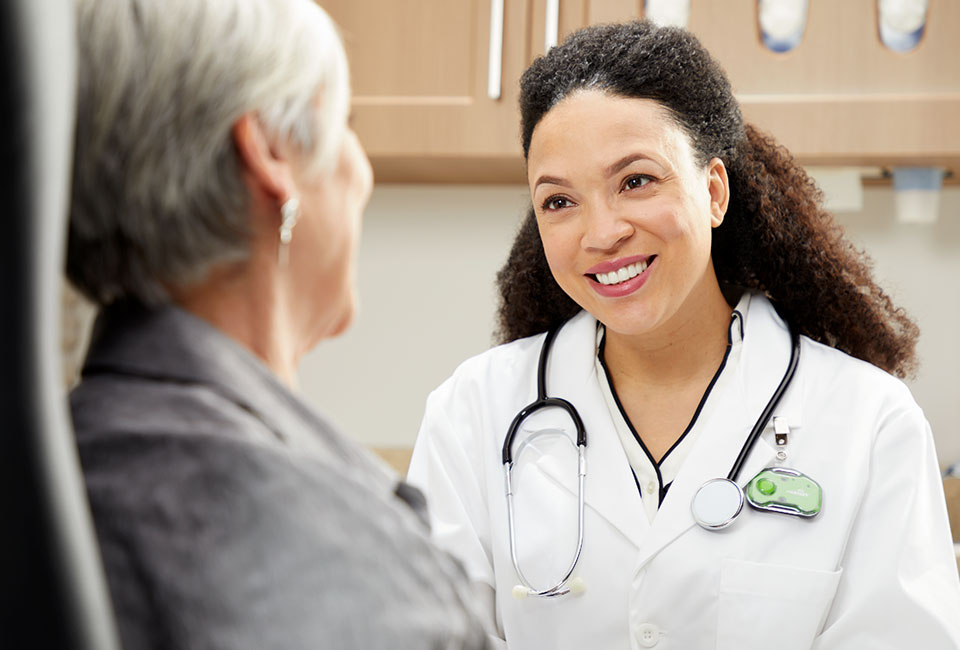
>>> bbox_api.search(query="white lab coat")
[408,294,960,650]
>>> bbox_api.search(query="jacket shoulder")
[70,372,268,445]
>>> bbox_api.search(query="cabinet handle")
[545,0,559,50]
[488,0,504,100]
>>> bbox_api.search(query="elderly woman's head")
[69,0,368,337]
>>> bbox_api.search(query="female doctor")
[408,20,960,650]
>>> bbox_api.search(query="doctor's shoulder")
[798,333,929,441]
[427,328,551,413]
[415,328,555,471]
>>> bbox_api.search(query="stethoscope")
[502,320,801,599]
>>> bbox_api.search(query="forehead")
[527,90,696,181]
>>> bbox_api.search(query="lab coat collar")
[635,293,804,568]
[525,293,804,556]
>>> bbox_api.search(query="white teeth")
[595,260,650,286]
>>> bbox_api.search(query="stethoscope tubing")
[502,326,586,464]
[726,324,801,483]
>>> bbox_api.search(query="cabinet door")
[691,0,960,167]
[527,0,960,169]
[323,0,531,182]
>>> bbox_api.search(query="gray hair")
[68,0,350,306]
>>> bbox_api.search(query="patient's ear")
[232,113,294,205]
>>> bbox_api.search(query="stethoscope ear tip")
[568,576,586,596]
[512,585,531,600]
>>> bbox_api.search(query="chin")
[598,316,657,338]
[589,301,666,338]
[327,311,354,339]
[325,295,357,340]
[302,295,356,352]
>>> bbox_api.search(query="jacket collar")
[526,293,804,557]
[79,300,385,475]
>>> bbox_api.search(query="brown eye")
[542,196,572,211]
[622,174,652,191]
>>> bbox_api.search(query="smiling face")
[527,90,730,340]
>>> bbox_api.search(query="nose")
[346,129,374,209]
[580,201,634,252]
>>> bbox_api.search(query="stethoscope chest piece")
[692,478,744,530]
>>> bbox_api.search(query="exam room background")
[298,183,960,472]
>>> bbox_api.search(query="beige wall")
[299,184,960,471]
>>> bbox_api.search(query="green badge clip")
[746,467,822,518]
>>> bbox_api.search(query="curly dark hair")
[496,20,918,378]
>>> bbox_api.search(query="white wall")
[298,184,960,471]
[298,185,529,444]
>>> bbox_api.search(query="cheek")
[653,198,714,250]
[319,183,358,246]
[537,219,579,271]
[538,237,574,296]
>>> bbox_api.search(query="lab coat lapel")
[529,311,650,549]
[633,295,803,569]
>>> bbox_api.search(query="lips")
[585,254,656,277]
[585,254,657,298]
[593,259,649,285]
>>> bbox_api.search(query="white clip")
[773,416,789,446]
[773,416,789,462]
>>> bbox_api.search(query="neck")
[171,257,302,389]
[603,283,734,391]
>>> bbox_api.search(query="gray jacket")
[71,301,490,650]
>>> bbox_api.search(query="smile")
[585,254,657,298]
[594,260,648,285]
[587,255,657,286]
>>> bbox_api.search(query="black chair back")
[0,2,120,648]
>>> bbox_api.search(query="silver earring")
[277,197,300,266]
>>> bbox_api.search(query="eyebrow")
[533,154,657,192]
[532,175,570,192]
[605,153,654,177]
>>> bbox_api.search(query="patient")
[67,0,489,647]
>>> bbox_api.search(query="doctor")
[407,20,960,650]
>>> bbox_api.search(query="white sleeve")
[408,383,507,648]
[815,406,960,649]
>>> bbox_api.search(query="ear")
[706,157,730,228]
[232,113,296,206]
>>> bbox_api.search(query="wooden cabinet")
[324,0,960,183]
[322,0,531,182]
[691,0,960,170]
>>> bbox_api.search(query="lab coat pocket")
[717,558,842,650]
